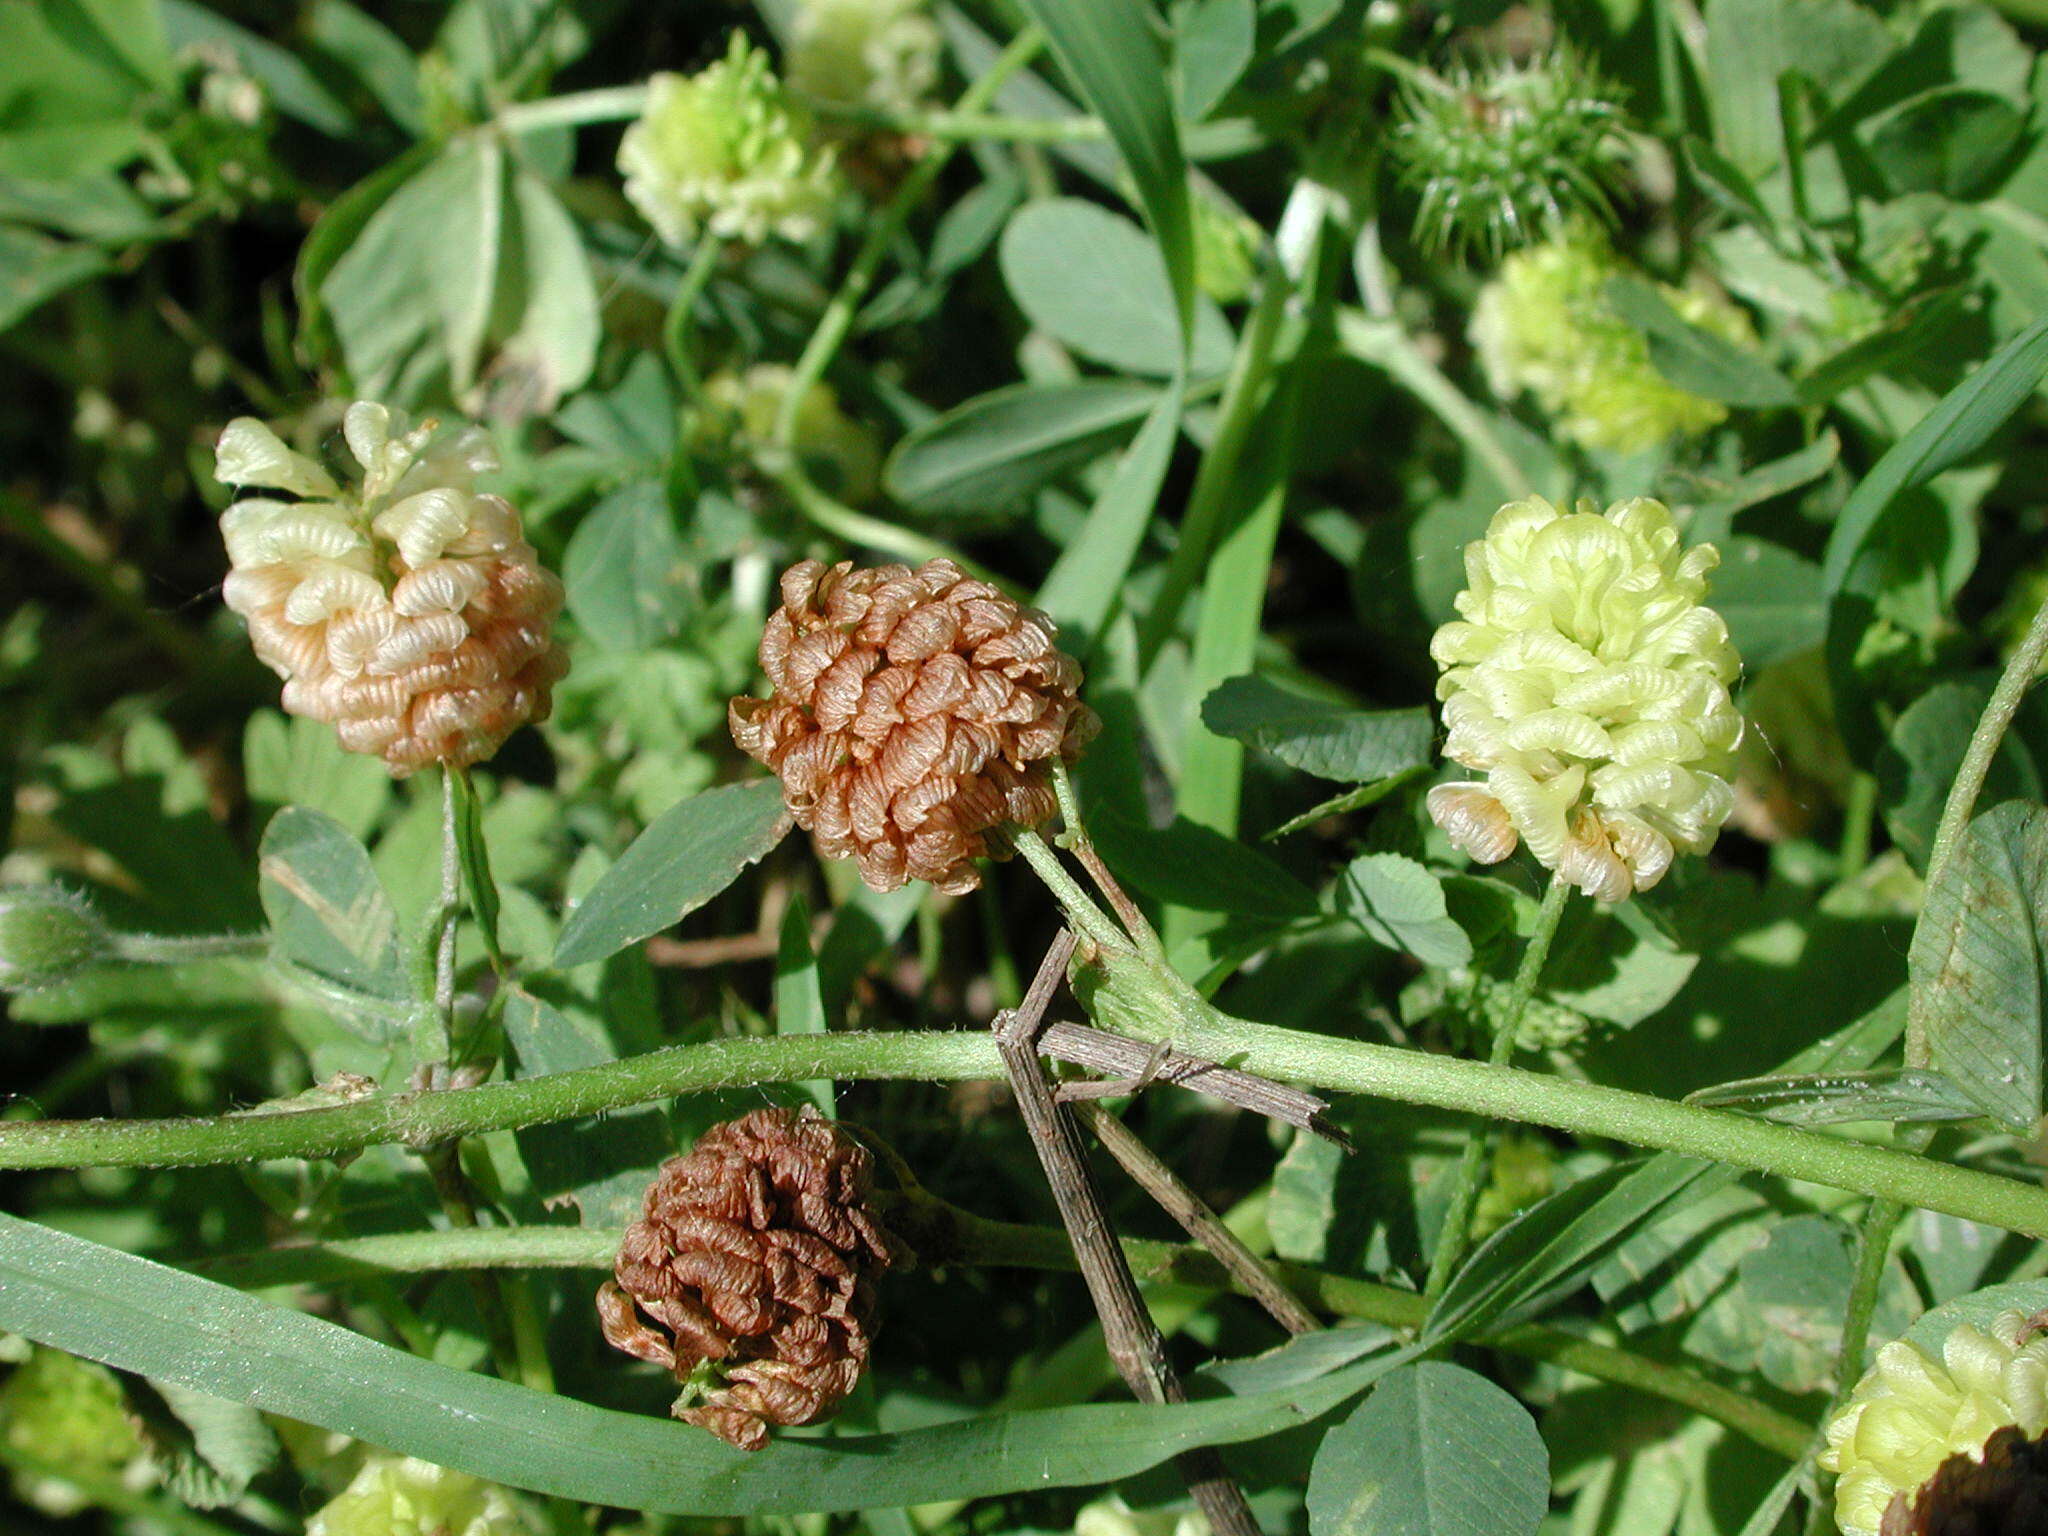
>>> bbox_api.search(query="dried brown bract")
[597,1106,903,1452]
[729,558,1097,894]
[1882,1424,2048,1534]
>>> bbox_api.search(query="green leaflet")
[0,1213,1399,1516]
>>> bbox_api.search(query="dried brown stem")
[1076,1101,1320,1338]
[995,931,1262,1536]
[1039,1020,1346,1144]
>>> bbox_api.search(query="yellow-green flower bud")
[788,0,941,117]
[1428,495,1742,903]
[701,363,881,504]
[1074,1495,1212,1536]
[1192,191,1260,305]
[620,35,837,249]
[1471,235,1753,454]
[307,1453,529,1536]
[0,886,109,992]
[0,1348,149,1518]
[1821,1310,2048,1536]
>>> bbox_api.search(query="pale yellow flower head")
[1073,1495,1211,1536]
[216,402,567,775]
[1472,234,1752,455]
[1428,495,1741,903]
[620,35,837,248]
[308,1454,528,1536]
[789,0,941,117]
[0,1348,148,1518]
[1820,1310,2048,1536]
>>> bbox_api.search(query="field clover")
[215,403,567,775]
[306,1454,529,1536]
[1821,1310,2048,1534]
[788,0,941,118]
[1471,233,1753,454]
[1428,495,1742,903]
[0,1348,149,1517]
[619,34,838,249]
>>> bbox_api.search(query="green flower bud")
[0,886,110,992]
[788,0,941,117]
[1471,234,1753,454]
[1821,1310,2048,1536]
[1192,192,1260,305]
[306,1453,530,1536]
[0,1348,148,1517]
[619,35,838,249]
[1428,495,1742,903]
[1392,49,1628,260]
[701,363,881,503]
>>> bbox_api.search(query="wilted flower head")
[1472,233,1753,454]
[730,559,1097,894]
[1393,48,1629,260]
[216,403,567,775]
[598,1106,903,1451]
[1428,496,1741,903]
[306,1454,528,1536]
[702,363,881,504]
[620,34,837,248]
[0,1348,148,1517]
[1822,1309,2048,1536]
[788,0,941,117]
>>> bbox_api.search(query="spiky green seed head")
[0,886,109,992]
[619,34,838,249]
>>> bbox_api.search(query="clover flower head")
[307,1454,528,1536]
[730,559,1096,894]
[620,34,838,248]
[0,1348,148,1517]
[789,0,941,117]
[1427,495,1742,903]
[1393,48,1629,260]
[1821,1309,2048,1535]
[702,363,881,504]
[1471,234,1753,454]
[215,402,567,775]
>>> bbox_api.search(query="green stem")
[10,1025,2048,1241]
[198,1212,1807,1461]
[1335,310,1532,500]
[662,238,723,403]
[108,931,269,964]
[1838,770,1877,879]
[754,454,998,578]
[805,99,1107,144]
[774,27,1045,448]
[496,84,648,133]
[1424,876,1574,1300]
[1906,581,2048,1066]
[1010,828,1130,955]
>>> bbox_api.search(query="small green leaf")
[552,781,790,969]
[775,896,833,1117]
[1202,676,1433,783]
[1910,801,2048,1132]
[1687,1068,1988,1125]
[1605,276,1796,408]
[563,481,693,651]
[1307,1361,1548,1536]
[1880,680,2042,870]
[243,710,390,842]
[999,199,1231,377]
[258,807,407,1002]
[885,379,1160,518]
[1865,87,2027,200]
[1174,0,1255,122]
[1339,855,1472,968]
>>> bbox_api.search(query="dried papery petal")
[1428,496,1741,903]
[732,559,1097,894]
[214,405,567,776]
[598,1106,904,1452]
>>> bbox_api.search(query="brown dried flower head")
[215,402,568,775]
[597,1105,903,1452]
[1881,1424,2048,1534]
[729,559,1097,895]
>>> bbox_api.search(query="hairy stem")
[1425,876,1574,1300]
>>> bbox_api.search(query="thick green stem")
[1906,581,2048,1065]
[1425,877,1574,1300]
[497,85,648,133]
[775,28,1044,447]
[10,1026,2048,1241]
[199,1212,1808,1461]
[754,455,992,575]
[662,238,723,403]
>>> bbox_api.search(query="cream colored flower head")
[702,363,881,503]
[1428,495,1741,903]
[789,0,941,117]
[308,1454,528,1536]
[216,402,567,775]
[620,34,837,249]
[1472,234,1753,455]
[1821,1309,2048,1536]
